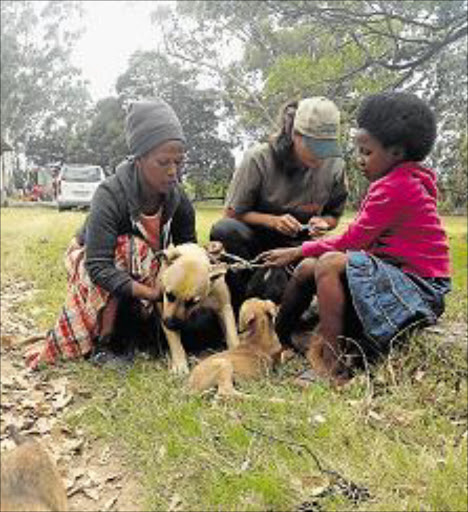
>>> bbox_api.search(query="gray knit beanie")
[125,98,185,158]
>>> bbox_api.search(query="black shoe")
[90,348,135,367]
[90,334,134,368]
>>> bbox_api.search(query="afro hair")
[356,92,436,161]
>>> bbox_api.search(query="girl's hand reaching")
[255,246,303,267]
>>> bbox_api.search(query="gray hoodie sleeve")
[84,183,133,297]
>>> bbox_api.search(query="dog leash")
[208,246,297,275]
[219,251,267,272]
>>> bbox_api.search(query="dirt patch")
[0,281,143,511]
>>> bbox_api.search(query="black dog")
[109,297,226,360]
[244,267,290,305]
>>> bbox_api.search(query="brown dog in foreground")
[188,298,283,397]
[0,426,68,512]
[157,243,239,375]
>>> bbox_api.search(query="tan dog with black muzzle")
[157,243,239,375]
[0,426,68,512]
[188,298,283,397]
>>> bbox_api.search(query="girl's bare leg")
[275,257,317,349]
[310,252,350,382]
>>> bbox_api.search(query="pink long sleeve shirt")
[302,162,451,278]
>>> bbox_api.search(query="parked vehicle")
[57,164,105,211]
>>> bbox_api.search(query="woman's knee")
[314,251,347,282]
[211,218,246,242]
[292,257,318,284]
[210,218,255,257]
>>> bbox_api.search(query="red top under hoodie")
[302,162,451,277]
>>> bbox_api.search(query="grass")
[1,206,467,511]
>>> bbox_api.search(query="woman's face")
[292,133,322,169]
[355,128,401,182]
[137,140,185,194]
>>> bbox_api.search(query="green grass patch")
[1,206,467,511]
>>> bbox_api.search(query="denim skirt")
[346,251,451,354]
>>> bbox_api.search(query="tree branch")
[162,35,275,126]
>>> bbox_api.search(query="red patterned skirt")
[25,235,160,369]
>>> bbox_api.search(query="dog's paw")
[170,359,190,376]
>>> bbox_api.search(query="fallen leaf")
[368,410,383,421]
[82,486,100,501]
[20,398,38,410]
[48,378,69,396]
[101,495,118,511]
[1,375,14,389]
[36,417,53,434]
[62,438,85,455]
[1,413,24,433]
[36,401,53,416]
[414,370,425,382]
[12,374,29,390]
[301,474,331,497]
[66,467,86,490]
[104,471,123,483]
[309,484,330,497]
[240,458,250,472]
[425,326,444,335]
[99,446,111,465]
[168,493,183,512]
[309,413,326,424]
[1,438,16,451]
[1,400,14,410]
[52,391,73,411]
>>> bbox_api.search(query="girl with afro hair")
[258,92,451,386]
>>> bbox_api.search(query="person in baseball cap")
[209,95,348,315]
[293,97,342,159]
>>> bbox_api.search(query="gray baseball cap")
[293,97,341,158]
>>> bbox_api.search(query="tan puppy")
[1,426,68,512]
[188,298,283,397]
[157,243,239,375]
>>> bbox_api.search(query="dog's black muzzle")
[163,317,186,331]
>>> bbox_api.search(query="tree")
[1,0,91,155]
[151,0,467,209]
[86,97,128,173]
[116,51,235,198]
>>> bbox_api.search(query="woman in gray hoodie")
[26,98,196,369]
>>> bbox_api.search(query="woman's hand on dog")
[131,280,163,302]
[256,246,303,267]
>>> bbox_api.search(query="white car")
[57,164,106,211]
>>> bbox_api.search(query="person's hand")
[269,214,303,237]
[255,246,303,267]
[150,281,163,302]
[133,279,163,302]
[307,216,330,237]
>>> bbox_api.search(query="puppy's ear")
[238,308,256,333]
[209,263,227,282]
[264,300,279,321]
[163,244,181,264]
